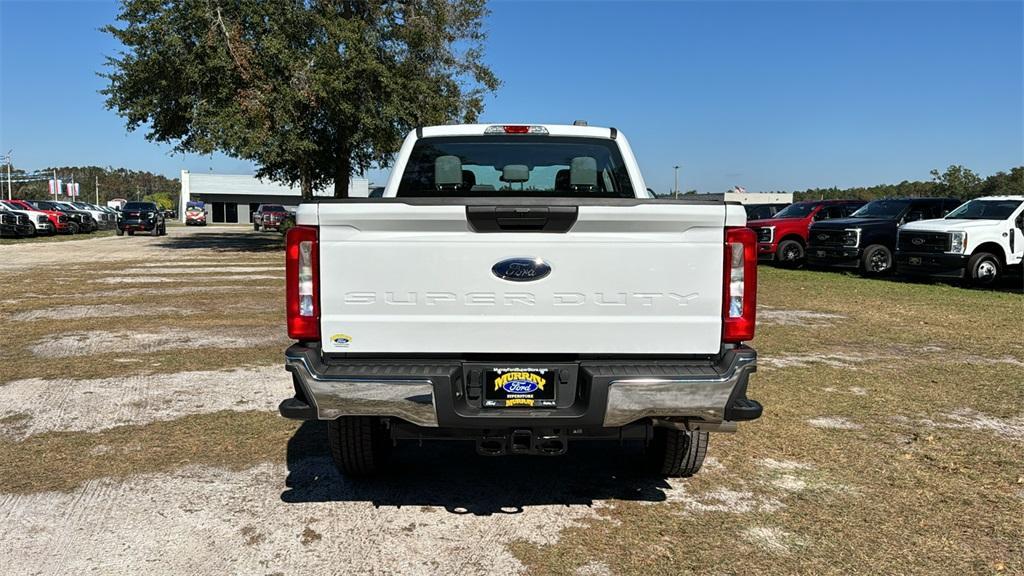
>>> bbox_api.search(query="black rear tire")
[328,416,392,477]
[67,222,79,235]
[116,228,124,236]
[861,244,893,275]
[646,428,708,478]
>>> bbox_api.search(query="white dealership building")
[178,171,370,224]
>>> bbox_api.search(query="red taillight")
[286,225,319,341]
[723,226,757,343]
[503,125,530,134]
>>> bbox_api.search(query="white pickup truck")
[896,195,1024,285]
[279,123,761,478]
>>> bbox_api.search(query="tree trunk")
[300,166,312,201]
[334,151,351,198]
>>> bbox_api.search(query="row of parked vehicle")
[746,195,1024,286]
[0,199,174,239]
[0,199,123,237]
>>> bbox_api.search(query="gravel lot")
[0,225,1021,575]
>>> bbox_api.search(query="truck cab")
[806,197,960,275]
[896,195,1024,285]
[748,200,865,266]
[278,124,761,478]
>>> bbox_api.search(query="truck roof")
[416,123,617,139]
[972,195,1024,201]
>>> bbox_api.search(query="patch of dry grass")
[0,411,297,494]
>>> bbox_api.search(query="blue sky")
[1,0,1021,193]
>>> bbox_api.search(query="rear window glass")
[261,205,286,212]
[396,136,634,198]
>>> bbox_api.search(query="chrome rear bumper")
[282,344,760,430]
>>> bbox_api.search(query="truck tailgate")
[316,202,726,355]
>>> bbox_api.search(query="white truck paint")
[897,195,1024,284]
[282,124,761,478]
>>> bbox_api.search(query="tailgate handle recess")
[466,206,578,233]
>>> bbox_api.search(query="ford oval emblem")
[817,233,829,240]
[503,379,540,394]
[911,237,925,246]
[492,258,551,282]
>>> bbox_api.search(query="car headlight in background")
[947,231,967,254]
[759,226,775,243]
[843,228,861,248]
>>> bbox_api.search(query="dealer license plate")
[483,367,556,408]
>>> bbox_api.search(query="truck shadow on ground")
[158,231,283,253]
[281,421,674,515]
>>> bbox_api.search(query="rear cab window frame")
[395,135,636,199]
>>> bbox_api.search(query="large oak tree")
[103,0,499,198]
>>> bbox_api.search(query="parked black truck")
[806,197,961,275]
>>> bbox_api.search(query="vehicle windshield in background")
[261,205,286,212]
[123,202,157,211]
[945,199,1022,220]
[771,203,815,219]
[850,200,910,219]
[397,136,635,198]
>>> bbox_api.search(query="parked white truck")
[896,195,1024,285]
[279,123,761,477]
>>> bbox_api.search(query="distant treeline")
[6,165,179,205]
[790,165,1023,202]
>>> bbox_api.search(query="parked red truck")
[747,200,865,265]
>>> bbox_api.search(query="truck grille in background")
[755,227,772,243]
[809,229,847,246]
[898,231,950,253]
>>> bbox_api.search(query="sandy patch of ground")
[895,409,1024,442]
[807,416,863,430]
[576,561,615,576]
[758,458,813,472]
[659,481,784,514]
[121,266,281,274]
[760,353,877,370]
[91,274,283,284]
[757,306,845,327]
[27,327,288,358]
[0,461,602,576]
[741,526,807,555]
[7,304,195,322]
[0,366,290,440]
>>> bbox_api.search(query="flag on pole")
[49,179,63,196]
[67,182,80,197]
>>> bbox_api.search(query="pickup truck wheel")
[861,244,893,275]
[67,222,79,235]
[967,252,1001,286]
[328,416,391,477]
[647,428,708,478]
[116,228,124,236]
[253,223,260,231]
[776,240,804,267]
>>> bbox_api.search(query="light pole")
[3,150,11,201]
[673,165,680,198]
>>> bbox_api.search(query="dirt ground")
[0,226,1021,575]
